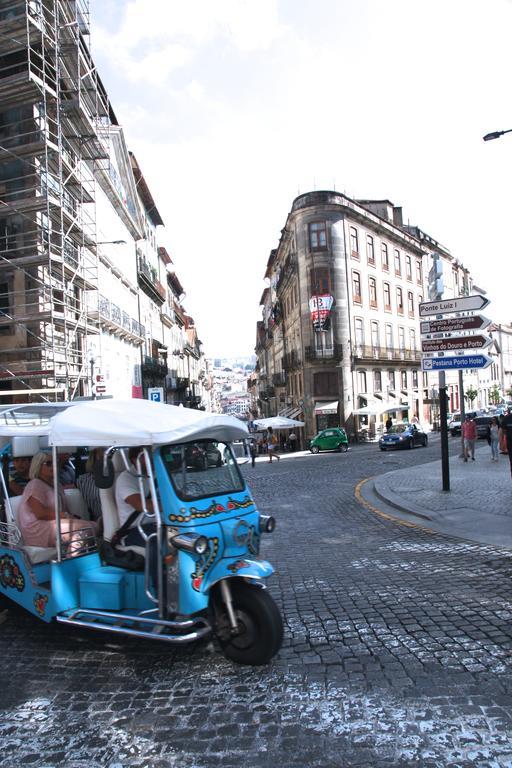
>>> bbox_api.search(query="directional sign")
[421,354,492,372]
[421,334,492,353]
[420,315,491,335]
[419,294,489,318]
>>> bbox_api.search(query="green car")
[309,427,349,454]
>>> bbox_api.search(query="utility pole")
[428,253,450,491]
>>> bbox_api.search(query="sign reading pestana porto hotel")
[419,294,489,318]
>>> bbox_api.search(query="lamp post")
[89,355,96,400]
[483,129,512,142]
[96,239,127,245]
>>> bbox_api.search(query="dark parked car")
[379,423,428,451]
[474,415,495,439]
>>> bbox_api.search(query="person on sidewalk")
[500,407,512,477]
[486,417,500,462]
[249,439,257,468]
[462,414,477,461]
[267,427,280,463]
[288,432,297,452]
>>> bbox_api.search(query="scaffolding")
[0,0,109,401]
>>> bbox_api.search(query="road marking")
[354,477,436,535]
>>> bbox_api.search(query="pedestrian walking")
[498,413,508,454]
[500,407,512,477]
[462,414,477,462]
[267,427,280,463]
[385,417,392,432]
[486,417,500,462]
[249,439,257,468]
[288,431,297,452]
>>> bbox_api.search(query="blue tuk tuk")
[0,400,282,665]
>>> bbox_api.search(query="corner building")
[258,191,431,439]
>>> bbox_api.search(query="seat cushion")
[24,545,57,564]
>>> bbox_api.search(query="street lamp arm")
[483,128,512,142]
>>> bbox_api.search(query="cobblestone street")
[1,443,512,767]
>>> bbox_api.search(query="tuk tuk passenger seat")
[99,453,146,558]
[5,496,57,564]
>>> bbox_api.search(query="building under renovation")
[0,0,208,406]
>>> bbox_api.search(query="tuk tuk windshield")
[161,440,245,501]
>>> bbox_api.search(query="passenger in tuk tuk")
[18,452,98,550]
[8,455,32,496]
[114,447,155,549]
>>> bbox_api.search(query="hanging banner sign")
[309,295,333,331]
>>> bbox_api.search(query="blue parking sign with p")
[148,387,164,403]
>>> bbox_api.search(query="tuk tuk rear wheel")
[213,581,283,665]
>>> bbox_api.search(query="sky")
[89,0,512,358]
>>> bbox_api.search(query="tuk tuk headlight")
[259,515,276,533]
[171,533,209,555]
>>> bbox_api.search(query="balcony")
[272,372,287,388]
[305,343,343,362]
[352,345,422,363]
[142,356,168,375]
[137,256,166,305]
[282,350,302,371]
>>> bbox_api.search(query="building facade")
[0,0,207,407]
[255,190,494,439]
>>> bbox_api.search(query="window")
[309,221,327,250]
[357,370,367,392]
[354,317,364,346]
[388,369,396,389]
[381,242,389,271]
[401,370,408,389]
[385,324,393,350]
[416,259,422,284]
[407,291,414,316]
[366,235,375,264]
[399,326,405,350]
[396,286,404,314]
[373,370,382,392]
[352,271,362,303]
[369,276,377,307]
[410,329,416,349]
[310,267,331,294]
[383,282,391,311]
[405,255,412,281]
[371,320,379,349]
[394,248,401,275]
[350,226,359,257]
[412,369,419,388]
[314,371,338,396]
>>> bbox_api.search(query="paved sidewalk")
[372,441,512,548]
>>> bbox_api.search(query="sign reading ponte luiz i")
[419,294,489,318]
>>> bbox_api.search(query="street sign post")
[419,294,490,318]
[421,334,492,353]
[148,387,164,403]
[420,315,491,335]
[421,354,492,372]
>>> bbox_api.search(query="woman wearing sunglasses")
[18,452,98,550]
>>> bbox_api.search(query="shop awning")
[314,400,339,415]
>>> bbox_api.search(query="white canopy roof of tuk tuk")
[253,416,305,430]
[20,399,248,447]
[0,400,249,447]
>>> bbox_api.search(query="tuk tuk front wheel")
[213,581,283,665]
